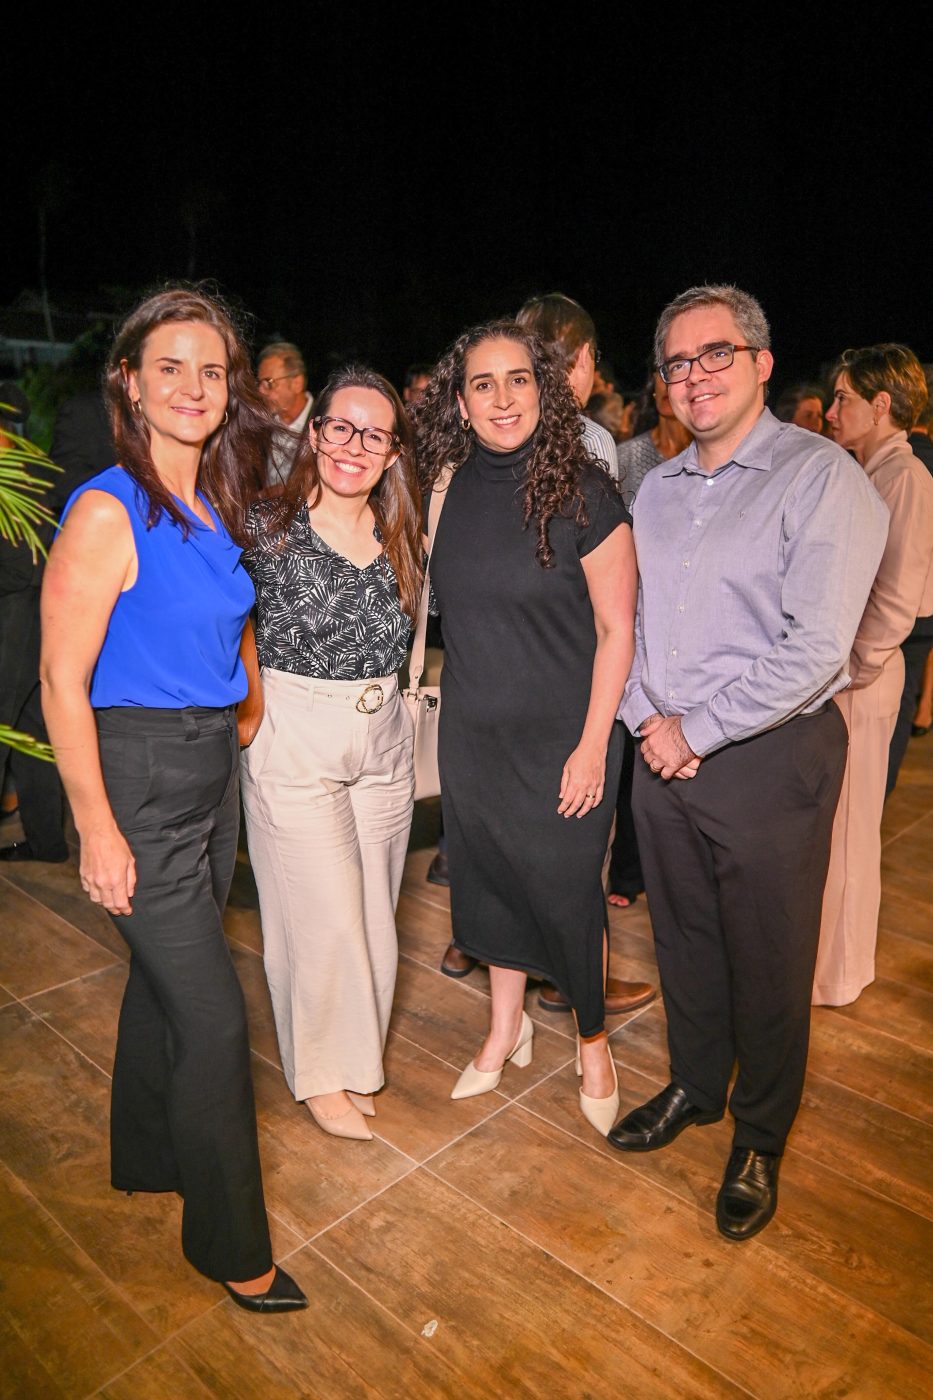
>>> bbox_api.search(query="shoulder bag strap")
[408,465,453,691]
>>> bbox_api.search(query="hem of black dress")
[451,940,606,1038]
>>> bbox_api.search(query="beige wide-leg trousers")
[241,669,414,1100]
[813,653,904,1007]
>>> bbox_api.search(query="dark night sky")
[6,14,929,393]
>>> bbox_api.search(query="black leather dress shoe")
[607,1082,723,1153]
[716,1148,780,1241]
[440,941,477,978]
[0,840,68,864]
[426,849,450,886]
[223,1265,309,1313]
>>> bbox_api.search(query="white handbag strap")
[408,467,452,691]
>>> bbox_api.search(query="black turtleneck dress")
[429,439,631,1036]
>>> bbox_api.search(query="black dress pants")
[0,587,66,859]
[886,630,933,796]
[632,706,847,1155]
[98,705,272,1282]
[607,722,644,899]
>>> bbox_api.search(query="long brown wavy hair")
[259,365,424,624]
[104,284,269,541]
[414,319,601,567]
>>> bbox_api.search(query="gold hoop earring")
[131,399,142,415]
[222,410,229,426]
[461,418,471,432]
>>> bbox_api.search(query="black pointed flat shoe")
[223,1265,309,1313]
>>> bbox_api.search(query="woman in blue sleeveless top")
[40,287,307,1313]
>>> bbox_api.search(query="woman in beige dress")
[813,344,933,1006]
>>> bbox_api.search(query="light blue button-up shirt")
[620,409,889,756]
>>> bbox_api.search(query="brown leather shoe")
[440,942,478,978]
[538,977,655,1014]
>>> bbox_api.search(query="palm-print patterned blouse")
[243,500,410,680]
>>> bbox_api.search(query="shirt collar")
[661,407,781,477]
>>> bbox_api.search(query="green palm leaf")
[0,411,61,760]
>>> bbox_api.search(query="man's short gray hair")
[653,285,771,369]
[257,341,306,377]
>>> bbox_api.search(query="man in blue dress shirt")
[609,285,888,1240]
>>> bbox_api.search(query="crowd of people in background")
[0,278,930,1309]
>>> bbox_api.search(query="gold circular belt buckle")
[355,682,385,714]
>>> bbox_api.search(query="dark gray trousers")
[99,705,272,1282]
[632,705,847,1155]
[0,587,66,859]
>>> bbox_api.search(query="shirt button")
[678,604,685,612]
[668,691,675,699]
[671,648,678,657]
[706,478,714,487]
[694,519,702,527]
[683,560,690,568]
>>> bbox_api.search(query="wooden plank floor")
[1,733,930,1399]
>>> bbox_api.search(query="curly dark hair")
[105,283,269,542]
[414,319,605,567]
[256,365,424,624]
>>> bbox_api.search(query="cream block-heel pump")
[451,1011,534,1100]
[578,1039,620,1137]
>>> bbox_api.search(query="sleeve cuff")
[680,706,727,758]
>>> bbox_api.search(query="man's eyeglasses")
[658,343,759,385]
[314,416,398,456]
[257,372,297,391]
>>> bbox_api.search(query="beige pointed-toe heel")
[451,1011,534,1100]
[347,1093,376,1117]
[578,1045,620,1137]
[306,1096,373,1140]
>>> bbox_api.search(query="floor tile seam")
[866,971,933,1004]
[509,1072,933,1234]
[817,1005,933,1054]
[85,1340,214,1400]
[396,885,452,915]
[507,1093,933,1275]
[249,1044,283,1074]
[779,1134,933,1225]
[817,1012,931,1058]
[509,1069,933,1234]
[306,1160,423,1245]
[0,868,123,948]
[881,809,932,848]
[418,1154,933,1370]
[396,950,496,1009]
[415,1160,759,1398]
[225,933,263,958]
[3,958,123,1007]
[7,996,115,1081]
[303,1236,485,1384]
[414,1094,526,1169]
[19,959,124,1007]
[803,1062,933,1128]
[386,1023,578,1081]
[877,925,933,954]
[0,1158,162,1351]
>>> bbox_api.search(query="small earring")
[222,410,229,425]
[131,399,142,415]
[461,418,471,432]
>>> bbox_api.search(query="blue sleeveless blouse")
[61,466,255,708]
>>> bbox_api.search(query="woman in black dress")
[416,321,637,1135]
